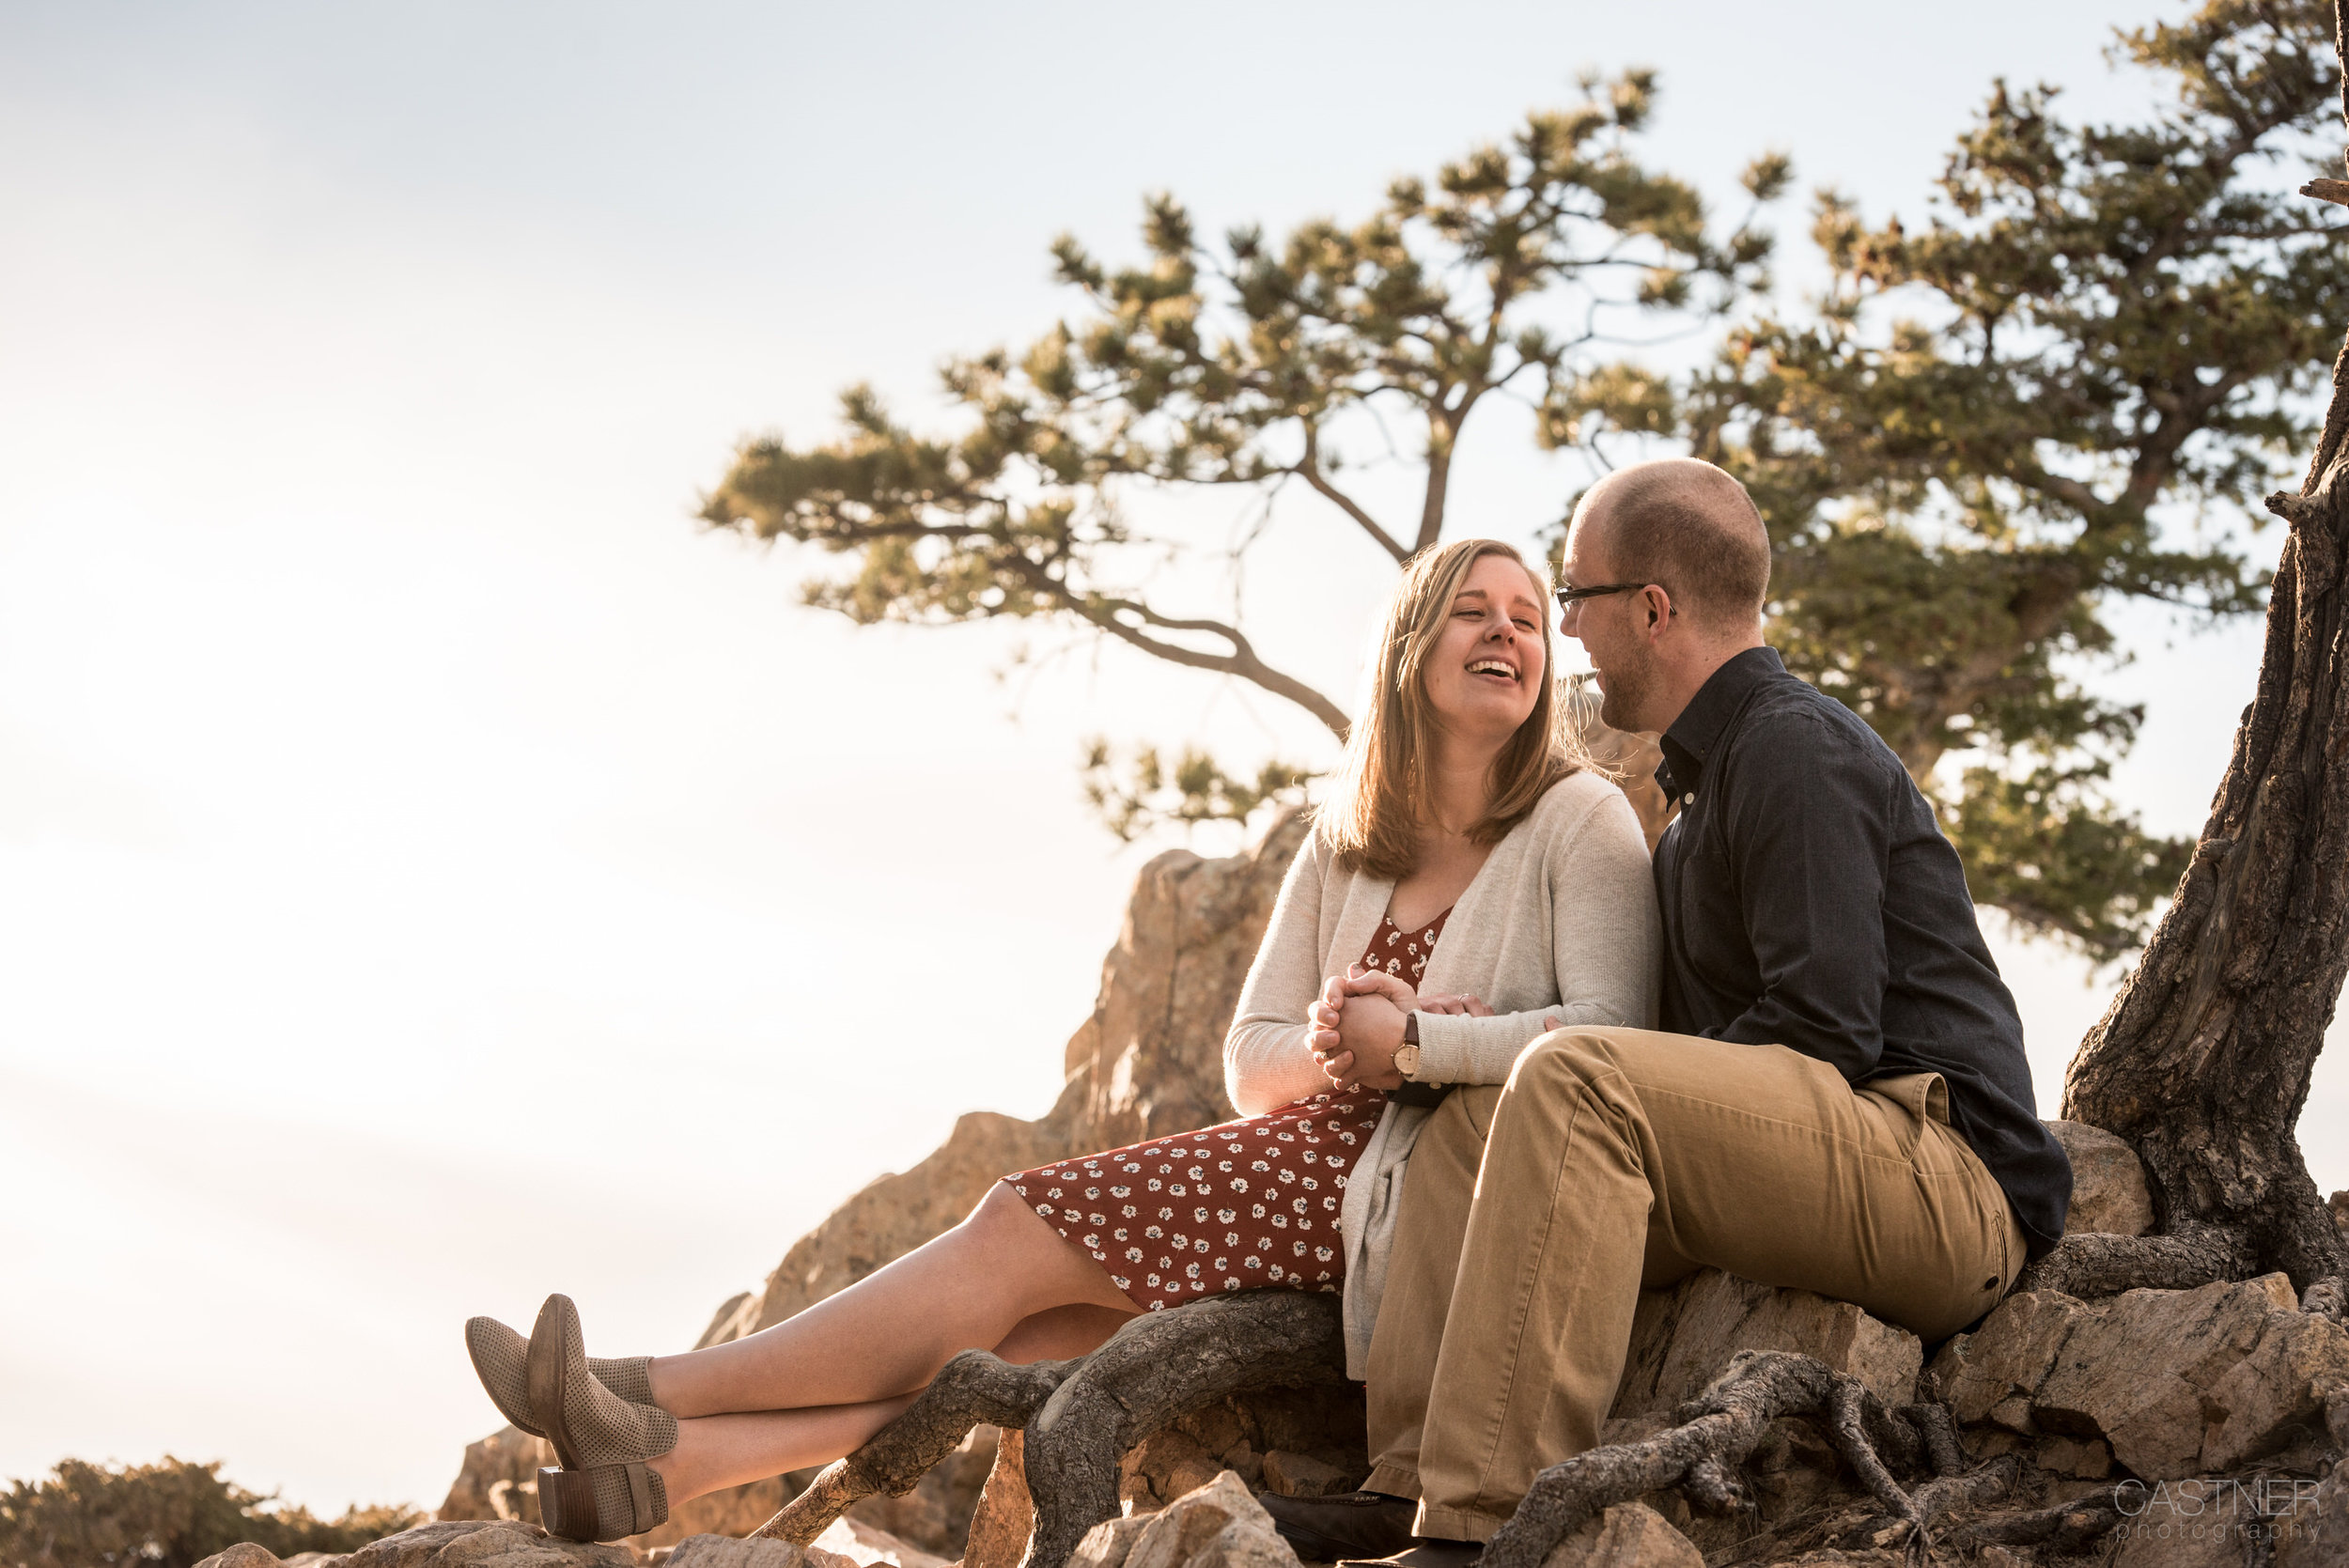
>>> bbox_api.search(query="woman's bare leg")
[648,1184,1139,1419]
[650,1293,1138,1505]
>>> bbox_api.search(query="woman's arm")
[1410,785,1661,1084]
[1223,833,1341,1114]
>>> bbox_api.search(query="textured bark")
[753,1293,1346,1568]
[2060,11,2349,1291]
[2011,1222,2252,1298]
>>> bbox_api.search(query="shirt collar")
[1657,645,1785,799]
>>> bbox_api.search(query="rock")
[2201,1307,2349,1470]
[1609,1269,1922,1420]
[195,1547,298,1568]
[1068,1515,1151,1568]
[2030,1435,2111,1479]
[2035,1274,2295,1477]
[1537,1502,1701,1568]
[1113,1472,1297,1568]
[1925,1272,2347,1481]
[663,1535,847,1568]
[440,1428,558,1526]
[2276,1459,2349,1568]
[959,1428,1034,1568]
[1117,1389,1365,1515]
[2329,1190,2347,1238]
[258,1522,631,1568]
[808,1518,945,1568]
[1921,1291,2081,1431]
[1258,1452,1351,1499]
[2044,1121,2155,1237]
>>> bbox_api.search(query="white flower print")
[1034,1204,1053,1218]
[1272,1215,1289,1228]
[1301,1151,1317,1164]
[1276,1132,1295,1143]
[1315,1246,1334,1261]
[1188,1166,1205,1180]
[1063,1208,1081,1221]
[1111,1186,1131,1198]
[1224,1278,1241,1290]
[1082,1234,1099,1249]
[1147,1179,1162,1191]
[1218,1161,1233,1172]
[1124,1162,1142,1172]
[1245,1255,1263,1268]
[1086,1188,1101,1200]
[1047,1188,1062,1199]
[1232,1179,1250,1194]
[1252,1160,1270,1172]
[1323,1196,1340,1210]
[1268,1264,1285,1281]
[1170,1184,1188,1196]
[1292,1197,1310,1215]
[1122,1205,1138,1219]
[1339,1132,1358,1145]
[1301,1178,1318,1191]
[1090,1213,1107,1226]
[1252,1203,1267,1219]
[1159,1207,1175,1220]
[1114,1229,1129,1242]
[1185,1262,1201,1280]
[1293,1241,1308,1256]
[1112,1276,1131,1290]
[1278,1170,1296,1184]
[1225,1231,1240,1246]
[1192,1207,1209,1223]
[1145,1225,1164,1239]
[1217,1209,1237,1224]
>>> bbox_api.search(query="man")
[1263,458,2071,1567]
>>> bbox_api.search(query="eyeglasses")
[1554,581,1668,610]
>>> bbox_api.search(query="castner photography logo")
[2113,1477,2327,1545]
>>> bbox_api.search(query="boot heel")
[537,1467,600,1542]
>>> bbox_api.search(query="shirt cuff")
[1409,1010,1478,1084]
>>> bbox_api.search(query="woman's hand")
[1326,964,1411,1090]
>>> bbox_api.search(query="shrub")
[0,1458,420,1568]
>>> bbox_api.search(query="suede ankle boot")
[537,1461,670,1543]
[465,1315,660,1438]
[525,1294,680,1472]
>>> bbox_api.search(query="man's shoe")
[1258,1492,1417,1562]
[1338,1542,1483,1568]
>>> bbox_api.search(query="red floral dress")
[1005,906,1454,1312]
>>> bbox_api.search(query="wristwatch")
[1393,1013,1422,1079]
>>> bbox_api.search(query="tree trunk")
[2061,145,2349,1288]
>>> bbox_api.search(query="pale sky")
[4,0,2343,1518]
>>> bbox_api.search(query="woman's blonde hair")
[1319,538,1581,877]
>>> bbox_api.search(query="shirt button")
[1682,793,1695,806]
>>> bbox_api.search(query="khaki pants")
[1361,1028,2026,1542]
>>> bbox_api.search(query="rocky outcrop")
[1609,1270,1922,1423]
[1925,1273,2349,1479]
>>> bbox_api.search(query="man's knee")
[1508,1025,1652,1094]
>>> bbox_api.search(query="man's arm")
[1705,716,1895,1081]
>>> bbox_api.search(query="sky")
[4,0,2345,1519]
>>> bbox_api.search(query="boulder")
[2044,1121,2155,1237]
[806,1518,945,1568]
[1074,1472,1295,1568]
[1258,1451,1352,1499]
[662,1535,851,1568]
[1537,1502,1701,1568]
[2201,1308,2349,1470]
[959,1430,1034,1568]
[2329,1189,2347,1238]
[1609,1269,1922,1421]
[1920,1272,2349,1479]
[194,1522,644,1568]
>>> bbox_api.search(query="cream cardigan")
[1223,770,1660,1375]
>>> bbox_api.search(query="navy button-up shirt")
[1652,646,2071,1256]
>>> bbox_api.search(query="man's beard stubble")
[1595,642,1658,735]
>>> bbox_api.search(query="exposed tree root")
[2010,1222,2250,1298]
[1478,1351,1990,1568]
[754,1353,1078,1545]
[752,1292,1347,1568]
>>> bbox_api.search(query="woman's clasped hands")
[1308,964,1492,1091]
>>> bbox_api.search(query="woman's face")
[1422,553,1548,747]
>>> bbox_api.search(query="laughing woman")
[464,538,1659,1543]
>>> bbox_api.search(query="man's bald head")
[1574,458,1770,634]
